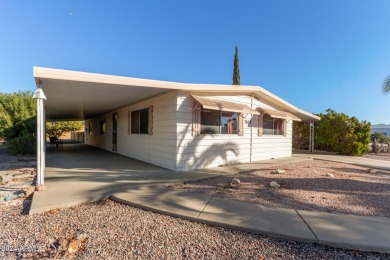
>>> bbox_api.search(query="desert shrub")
[0,91,36,154]
[372,139,390,153]
[371,132,390,143]
[293,109,371,156]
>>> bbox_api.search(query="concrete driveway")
[30,143,224,214]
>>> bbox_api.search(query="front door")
[112,113,118,152]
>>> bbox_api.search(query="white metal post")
[309,122,312,152]
[33,88,46,191]
[312,121,315,152]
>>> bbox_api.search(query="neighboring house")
[34,67,320,171]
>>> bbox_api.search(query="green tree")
[292,109,371,156]
[232,46,240,85]
[46,121,84,139]
[371,132,390,143]
[315,109,370,156]
[0,91,37,154]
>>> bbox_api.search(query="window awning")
[258,107,302,121]
[192,95,260,115]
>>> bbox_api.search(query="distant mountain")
[372,124,390,128]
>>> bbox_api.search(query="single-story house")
[33,67,319,187]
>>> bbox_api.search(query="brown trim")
[238,113,244,136]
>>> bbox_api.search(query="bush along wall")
[0,91,37,154]
[293,109,371,156]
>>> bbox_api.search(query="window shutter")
[192,103,201,136]
[283,120,287,137]
[258,115,263,137]
[148,105,153,135]
[238,113,244,136]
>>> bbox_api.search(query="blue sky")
[1,1,389,124]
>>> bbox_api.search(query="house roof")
[34,67,320,122]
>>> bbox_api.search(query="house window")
[263,114,284,135]
[200,109,238,134]
[99,120,106,135]
[131,108,149,134]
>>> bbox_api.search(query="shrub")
[293,109,371,156]
[0,91,36,154]
[371,132,390,143]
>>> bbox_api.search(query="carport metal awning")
[191,95,260,115]
[34,68,175,121]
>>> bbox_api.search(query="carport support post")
[33,88,46,191]
[309,121,315,153]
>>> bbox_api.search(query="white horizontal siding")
[85,91,178,170]
[86,91,294,172]
[176,92,293,171]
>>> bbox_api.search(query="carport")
[33,67,184,189]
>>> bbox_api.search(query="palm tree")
[383,75,390,93]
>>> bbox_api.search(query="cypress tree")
[232,46,241,85]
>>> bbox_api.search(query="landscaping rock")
[4,195,16,201]
[58,238,69,248]
[23,186,35,197]
[231,178,240,184]
[326,173,334,178]
[269,181,280,188]
[223,178,241,189]
[271,169,285,174]
[77,233,88,241]
[68,239,82,254]
[35,185,46,191]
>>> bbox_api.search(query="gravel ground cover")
[172,160,390,218]
[1,199,389,259]
[0,144,36,206]
[364,152,390,161]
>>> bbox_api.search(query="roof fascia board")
[33,66,320,121]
